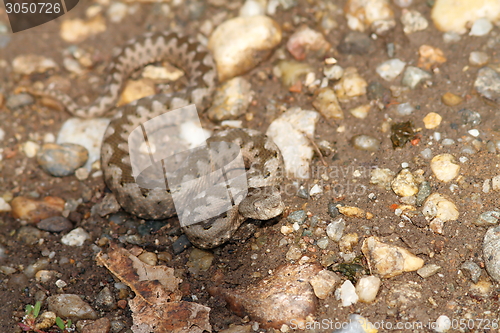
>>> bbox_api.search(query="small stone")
[492,175,500,190]
[287,210,307,224]
[434,315,451,333]
[355,275,381,303]
[337,31,372,55]
[469,280,492,298]
[239,0,266,17]
[333,67,367,100]
[338,206,370,219]
[402,66,432,89]
[401,9,428,34]
[469,17,493,36]
[0,198,11,212]
[376,59,406,81]
[11,196,65,223]
[423,112,442,129]
[367,81,390,101]
[75,167,89,180]
[35,270,58,284]
[370,168,395,190]
[417,45,446,71]
[459,108,481,126]
[361,236,424,278]
[6,93,34,110]
[483,226,500,282]
[474,67,500,104]
[397,102,415,116]
[441,92,462,106]
[469,51,489,66]
[443,32,461,43]
[416,181,431,207]
[460,261,482,283]
[95,287,117,311]
[344,0,396,34]
[312,88,344,120]
[37,216,73,232]
[286,26,331,61]
[324,65,344,81]
[431,0,500,34]
[172,234,191,254]
[91,193,121,217]
[338,233,359,253]
[55,279,67,288]
[37,143,89,177]
[208,16,282,81]
[417,264,441,278]
[430,154,460,182]
[422,193,459,222]
[391,168,418,197]
[326,218,345,242]
[309,184,323,196]
[17,226,43,246]
[82,317,111,333]
[118,79,155,106]
[60,16,106,43]
[137,251,158,266]
[35,311,57,330]
[316,237,329,249]
[207,77,252,121]
[186,249,213,274]
[338,280,358,307]
[48,294,97,320]
[296,186,309,199]
[22,141,40,158]
[349,104,371,119]
[309,270,340,299]
[274,60,313,87]
[12,54,58,75]
[107,2,128,23]
[286,246,302,260]
[351,134,380,151]
[61,227,91,246]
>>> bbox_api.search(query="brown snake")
[43,31,285,249]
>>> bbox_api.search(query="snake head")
[238,186,284,220]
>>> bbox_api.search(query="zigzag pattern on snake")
[43,31,285,249]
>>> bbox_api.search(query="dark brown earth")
[1,0,500,332]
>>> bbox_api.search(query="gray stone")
[6,93,34,109]
[401,66,432,89]
[37,143,89,177]
[474,67,500,104]
[287,210,307,224]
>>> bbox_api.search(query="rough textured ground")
[1,0,500,332]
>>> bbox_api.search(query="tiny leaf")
[33,301,41,318]
[55,317,65,330]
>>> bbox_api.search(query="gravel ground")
[1,0,500,332]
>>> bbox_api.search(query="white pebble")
[61,227,91,246]
[396,102,414,115]
[43,133,55,143]
[433,132,441,141]
[55,279,67,288]
[107,2,128,23]
[468,129,479,137]
[434,315,451,332]
[420,148,432,159]
[338,280,358,307]
[309,184,323,196]
[355,275,381,303]
[75,167,89,180]
[469,18,493,36]
[22,141,40,158]
[0,198,11,212]
[459,156,468,163]
[376,59,406,81]
[239,0,266,17]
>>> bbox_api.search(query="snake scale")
[44,31,285,249]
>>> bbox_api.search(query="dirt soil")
[1,0,500,332]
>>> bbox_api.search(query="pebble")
[47,294,97,320]
[401,66,432,89]
[286,26,330,61]
[95,286,117,311]
[107,2,128,23]
[334,67,367,100]
[422,193,459,222]
[0,198,11,212]
[324,65,344,81]
[339,233,359,252]
[401,9,428,34]
[309,269,340,299]
[418,45,447,71]
[173,234,192,254]
[312,88,344,121]
[376,59,406,81]
[474,67,500,105]
[415,181,431,206]
[17,226,43,245]
[337,31,373,55]
[266,108,319,179]
[24,258,50,278]
[338,206,372,219]
[355,275,381,303]
[21,141,40,158]
[492,175,500,190]
[57,118,110,170]
[441,92,462,106]
[210,263,321,329]
[370,168,395,190]
[483,226,500,282]
[332,314,377,333]
[351,135,380,151]
[469,51,489,66]
[309,184,323,196]
[60,16,106,43]
[434,315,451,333]
[296,186,309,199]
[75,167,89,180]
[431,0,500,34]
[391,168,418,197]
[118,79,155,106]
[344,0,395,34]
[35,311,57,329]
[91,193,121,217]
[338,280,358,307]
[81,318,111,333]
[361,236,424,278]
[37,216,73,232]
[6,93,35,110]
[349,104,371,119]
[460,261,481,283]
[137,251,158,266]
[287,210,307,224]
[316,237,329,249]
[61,227,91,246]
[396,102,414,116]
[285,246,302,260]
[37,143,89,177]
[430,154,460,182]
[328,203,339,218]
[469,18,493,36]
[274,60,313,87]
[208,15,281,81]
[239,0,266,17]
[417,264,441,278]
[11,196,65,223]
[12,54,58,75]
[207,77,252,121]
[423,112,442,129]
[459,108,481,126]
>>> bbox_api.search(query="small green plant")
[18,301,74,332]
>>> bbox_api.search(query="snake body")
[45,31,285,248]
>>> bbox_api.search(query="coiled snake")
[43,31,285,249]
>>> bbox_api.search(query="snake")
[41,31,285,249]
